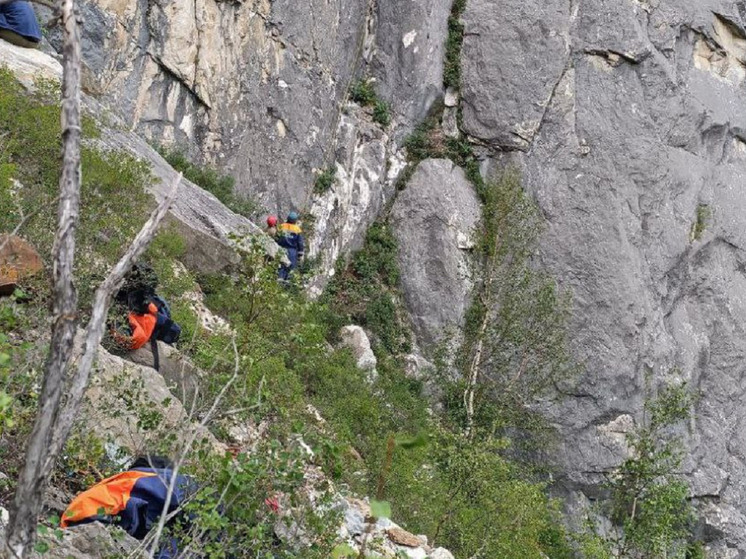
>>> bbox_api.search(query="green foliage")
[158,146,260,219]
[402,114,479,185]
[424,429,574,558]
[323,222,410,354]
[373,99,392,127]
[0,66,154,305]
[579,384,697,559]
[456,170,575,431]
[350,79,391,128]
[176,442,341,558]
[0,288,46,502]
[314,165,337,194]
[691,204,711,241]
[444,0,467,90]
[350,80,378,106]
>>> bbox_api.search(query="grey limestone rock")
[29,523,140,559]
[392,159,480,352]
[460,0,572,150]
[368,0,451,128]
[462,0,746,552]
[339,325,378,374]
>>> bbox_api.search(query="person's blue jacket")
[62,467,197,559]
[0,1,42,43]
[276,222,305,271]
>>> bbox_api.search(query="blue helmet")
[287,211,299,223]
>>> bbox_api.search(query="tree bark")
[2,2,81,556]
[0,4,180,553]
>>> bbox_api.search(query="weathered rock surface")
[0,235,43,296]
[462,0,746,552]
[308,108,393,292]
[461,0,571,150]
[82,342,223,455]
[339,325,377,374]
[125,341,204,406]
[30,523,140,559]
[367,0,451,128]
[338,498,452,559]
[392,159,480,352]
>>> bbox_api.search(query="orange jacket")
[61,470,158,528]
[112,303,158,350]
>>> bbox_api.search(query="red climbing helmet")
[267,215,278,227]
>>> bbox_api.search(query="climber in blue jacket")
[275,211,305,282]
[0,1,42,49]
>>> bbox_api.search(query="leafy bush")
[350,80,377,106]
[158,147,260,219]
[323,222,410,354]
[314,165,337,194]
[349,80,391,128]
[372,100,391,127]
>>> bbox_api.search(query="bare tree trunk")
[0,0,181,551]
[50,174,181,458]
[2,2,81,555]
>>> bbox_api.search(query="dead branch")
[49,173,181,458]
[1,1,80,555]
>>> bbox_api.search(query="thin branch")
[146,336,241,558]
[49,173,181,460]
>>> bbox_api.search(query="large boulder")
[339,325,377,374]
[81,343,223,456]
[0,235,43,296]
[461,0,746,552]
[391,159,480,352]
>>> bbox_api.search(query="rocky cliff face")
[53,0,451,282]
[35,0,746,554]
[460,0,746,555]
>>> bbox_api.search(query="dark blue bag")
[152,295,181,345]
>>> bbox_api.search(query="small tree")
[461,171,575,437]
[0,1,179,555]
[579,384,697,559]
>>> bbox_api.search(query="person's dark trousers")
[0,28,39,48]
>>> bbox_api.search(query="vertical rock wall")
[460,0,746,553]
[60,0,452,279]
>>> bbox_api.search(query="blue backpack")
[149,295,181,371]
[152,295,181,345]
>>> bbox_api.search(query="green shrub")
[373,100,391,127]
[314,165,337,194]
[444,0,467,90]
[323,222,410,354]
[350,80,391,128]
[158,146,260,219]
[350,80,377,106]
